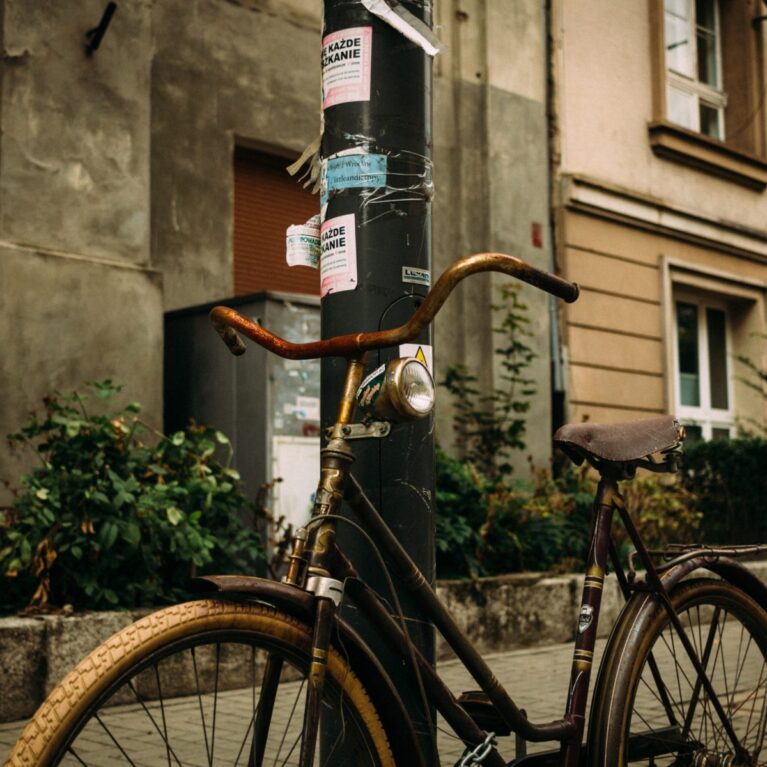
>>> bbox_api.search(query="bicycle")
[7,252,767,767]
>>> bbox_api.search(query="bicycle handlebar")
[210,252,579,360]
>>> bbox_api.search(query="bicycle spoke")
[95,712,139,766]
[153,664,173,767]
[211,643,221,764]
[272,677,306,767]
[66,746,89,766]
[191,646,213,767]
[127,680,185,767]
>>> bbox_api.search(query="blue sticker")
[321,153,388,206]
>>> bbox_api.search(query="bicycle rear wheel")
[589,578,767,766]
[7,599,394,767]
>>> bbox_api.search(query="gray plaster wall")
[432,0,553,472]
[0,1,159,503]
[0,0,555,503]
[150,0,321,311]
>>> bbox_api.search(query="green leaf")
[215,431,230,445]
[35,488,50,500]
[171,432,185,446]
[122,522,141,546]
[166,507,183,526]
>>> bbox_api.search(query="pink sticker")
[320,214,358,297]
[322,27,373,109]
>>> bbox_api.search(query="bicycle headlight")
[356,358,435,421]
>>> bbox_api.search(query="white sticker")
[399,343,433,374]
[286,215,321,268]
[357,363,386,394]
[402,266,430,286]
[321,214,358,297]
[295,396,320,421]
[360,0,442,57]
[322,27,373,108]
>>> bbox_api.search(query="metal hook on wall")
[85,2,117,56]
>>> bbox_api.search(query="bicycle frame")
[259,355,761,767]
[205,253,766,766]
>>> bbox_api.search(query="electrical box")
[164,292,321,532]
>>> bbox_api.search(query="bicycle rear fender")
[191,574,426,767]
[588,555,767,757]
[650,555,767,610]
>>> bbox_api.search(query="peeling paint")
[64,162,94,192]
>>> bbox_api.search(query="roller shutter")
[233,147,320,296]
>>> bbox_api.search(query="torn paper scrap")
[286,215,321,268]
[361,0,442,57]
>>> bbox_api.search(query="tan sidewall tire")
[589,579,767,767]
[6,599,394,767]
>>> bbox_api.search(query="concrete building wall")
[556,0,767,231]
[1,0,556,498]
[150,0,321,311]
[0,0,160,503]
[433,0,554,470]
[553,0,767,432]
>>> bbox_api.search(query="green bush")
[435,452,595,579]
[680,437,767,545]
[0,381,263,613]
[435,450,701,580]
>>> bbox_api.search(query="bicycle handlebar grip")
[211,312,248,356]
[532,269,579,303]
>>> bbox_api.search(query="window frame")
[671,287,735,439]
[648,0,767,189]
[664,0,726,140]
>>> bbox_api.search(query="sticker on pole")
[320,214,358,297]
[402,266,430,287]
[322,27,373,108]
[320,152,388,208]
[286,215,321,268]
[399,343,433,374]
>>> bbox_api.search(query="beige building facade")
[553,0,767,437]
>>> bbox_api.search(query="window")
[650,0,767,189]
[673,291,733,439]
[665,0,725,140]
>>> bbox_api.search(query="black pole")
[320,0,436,760]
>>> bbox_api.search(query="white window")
[673,291,733,440]
[664,0,726,140]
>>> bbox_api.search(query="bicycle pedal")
[456,691,512,736]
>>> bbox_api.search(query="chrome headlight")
[356,358,435,421]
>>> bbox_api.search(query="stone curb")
[2,562,766,722]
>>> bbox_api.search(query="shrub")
[435,450,702,579]
[679,436,767,545]
[441,284,536,481]
[0,381,263,613]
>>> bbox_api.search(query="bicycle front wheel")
[590,578,767,766]
[7,599,394,767]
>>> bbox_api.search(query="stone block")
[41,611,135,694]
[0,617,46,721]
[436,572,577,659]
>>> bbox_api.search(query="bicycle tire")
[6,599,395,767]
[589,578,767,766]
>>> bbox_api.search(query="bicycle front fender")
[191,574,427,767]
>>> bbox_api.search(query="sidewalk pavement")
[0,637,601,765]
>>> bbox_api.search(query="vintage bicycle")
[7,252,767,766]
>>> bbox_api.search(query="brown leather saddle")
[553,415,684,474]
